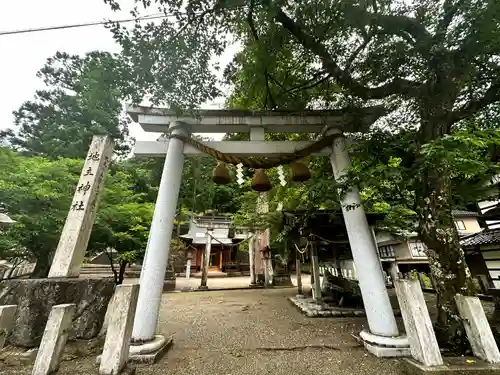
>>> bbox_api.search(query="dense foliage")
[102,0,500,348]
[0,148,153,281]
[0,149,81,276]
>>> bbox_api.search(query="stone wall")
[0,278,115,348]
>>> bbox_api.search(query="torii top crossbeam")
[126,104,386,134]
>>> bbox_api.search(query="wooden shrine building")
[179,215,249,274]
[282,209,386,278]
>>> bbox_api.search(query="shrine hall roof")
[460,228,500,248]
[452,209,479,217]
[180,225,233,245]
[126,104,387,134]
[480,203,500,220]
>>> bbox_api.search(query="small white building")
[375,210,483,277]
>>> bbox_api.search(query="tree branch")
[105,249,118,284]
[274,8,422,99]
[286,73,331,95]
[434,0,463,43]
[452,1,496,64]
[450,82,500,124]
[342,4,433,50]
[247,0,277,109]
[345,32,374,73]
[279,70,328,94]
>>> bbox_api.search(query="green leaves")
[2,51,132,159]
[0,148,81,264]
[0,148,157,277]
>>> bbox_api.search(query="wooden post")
[310,244,322,304]
[185,259,191,279]
[0,305,17,350]
[455,294,500,363]
[394,280,442,367]
[99,284,140,375]
[32,304,76,375]
[199,230,212,289]
[48,136,114,278]
[264,253,270,288]
[296,248,303,295]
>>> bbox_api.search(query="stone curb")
[167,285,296,293]
[289,297,401,318]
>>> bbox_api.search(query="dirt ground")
[122,274,307,290]
[1,282,495,375]
[1,287,412,375]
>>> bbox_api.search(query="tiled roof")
[180,221,233,245]
[452,209,479,217]
[460,228,500,248]
[481,203,500,219]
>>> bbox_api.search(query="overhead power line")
[0,13,170,36]
[0,5,247,37]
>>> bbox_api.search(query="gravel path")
[122,274,310,290]
[1,288,407,375]
[5,282,492,375]
[151,288,406,375]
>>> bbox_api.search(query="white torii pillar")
[327,129,409,356]
[130,122,189,359]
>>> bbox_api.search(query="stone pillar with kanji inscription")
[49,136,114,278]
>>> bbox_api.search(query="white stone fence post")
[455,294,500,364]
[99,284,140,375]
[32,304,76,375]
[0,305,17,350]
[394,279,443,367]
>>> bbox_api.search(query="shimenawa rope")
[167,133,338,169]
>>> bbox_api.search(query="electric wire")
[0,13,166,36]
[0,5,248,36]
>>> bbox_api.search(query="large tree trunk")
[415,148,476,354]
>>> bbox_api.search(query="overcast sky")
[0,0,231,142]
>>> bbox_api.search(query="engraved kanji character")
[87,151,100,161]
[71,201,85,211]
[84,167,93,176]
[77,181,91,195]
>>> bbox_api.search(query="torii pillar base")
[128,335,173,364]
[355,330,410,357]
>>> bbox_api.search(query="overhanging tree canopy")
[104,0,500,349]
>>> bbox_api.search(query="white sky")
[0,0,232,142]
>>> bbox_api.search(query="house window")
[378,245,395,258]
[408,240,427,257]
[455,220,466,230]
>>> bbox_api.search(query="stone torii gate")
[127,104,409,359]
